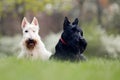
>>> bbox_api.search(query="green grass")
[0,57,120,80]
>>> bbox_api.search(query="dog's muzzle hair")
[25,38,37,50]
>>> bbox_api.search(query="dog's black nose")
[28,38,34,42]
[79,36,84,40]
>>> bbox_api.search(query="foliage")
[44,32,61,54]
[101,34,120,58]
[81,20,107,57]
[108,13,120,34]
[0,57,120,80]
[0,0,73,17]
[0,35,21,57]
[110,0,120,4]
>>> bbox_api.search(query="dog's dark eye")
[33,30,35,32]
[25,30,28,33]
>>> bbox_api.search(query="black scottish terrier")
[52,17,87,61]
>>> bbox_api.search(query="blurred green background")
[0,0,120,59]
[1,0,120,80]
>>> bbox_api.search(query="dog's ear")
[72,18,79,25]
[21,17,29,29]
[63,17,70,30]
[31,17,39,27]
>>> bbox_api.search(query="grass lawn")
[0,57,120,80]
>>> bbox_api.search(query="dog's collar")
[60,38,67,45]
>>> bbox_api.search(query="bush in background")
[0,35,21,57]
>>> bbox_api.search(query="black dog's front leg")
[76,53,87,61]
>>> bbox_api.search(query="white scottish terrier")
[18,17,52,60]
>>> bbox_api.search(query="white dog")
[18,17,52,60]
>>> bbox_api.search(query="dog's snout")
[28,38,34,41]
[79,36,84,40]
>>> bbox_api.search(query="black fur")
[52,17,87,61]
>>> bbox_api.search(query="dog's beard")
[25,39,37,50]
[69,38,86,53]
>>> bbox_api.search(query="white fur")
[18,17,52,60]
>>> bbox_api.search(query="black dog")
[52,17,87,61]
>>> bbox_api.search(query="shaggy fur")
[52,17,87,61]
[18,17,52,60]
